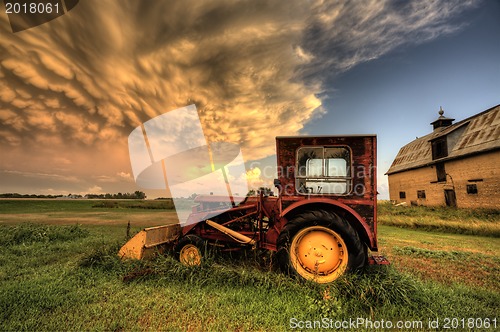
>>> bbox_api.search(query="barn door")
[444,189,457,207]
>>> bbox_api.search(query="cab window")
[296,147,351,195]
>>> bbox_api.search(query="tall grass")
[378,201,500,237]
[0,201,499,330]
[1,223,498,331]
[78,244,499,321]
[0,199,96,214]
[0,223,88,246]
[378,201,499,221]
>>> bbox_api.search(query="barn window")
[399,191,406,199]
[296,146,351,195]
[436,163,446,182]
[417,190,426,199]
[432,137,448,160]
[467,184,478,194]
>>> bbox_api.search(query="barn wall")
[445,151,499,208]
[388,150,499,209]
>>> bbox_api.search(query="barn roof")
[386,104,500,175]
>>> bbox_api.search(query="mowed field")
[0,199,498,331]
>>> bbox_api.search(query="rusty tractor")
[119,135,388,283]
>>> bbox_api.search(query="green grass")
[378,201,500,237]
[0,222,499,331]
[0,199,177,227]
[0,199,174,214]
[378,225,500,292]
[91,199,174,209]
[0,199,98,214]
[0,200,499,330]
[0,223,89,246]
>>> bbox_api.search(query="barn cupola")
[431,106,454,131]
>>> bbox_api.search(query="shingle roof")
[386,104,500,175]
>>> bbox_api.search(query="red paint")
[182,135,380,253]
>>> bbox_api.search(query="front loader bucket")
[118,224,181,260]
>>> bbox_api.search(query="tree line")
[0,191,147,199]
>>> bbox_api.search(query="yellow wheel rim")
[179,244,202,266]
[290,226,348,283]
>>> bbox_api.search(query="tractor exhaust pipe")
[205,220,256,246]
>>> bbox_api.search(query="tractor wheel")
[174,235,205,266]
[277,210,366,283]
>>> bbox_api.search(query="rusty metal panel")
[276,135,377,200]
[275,135,377,229]
[179,135,379,253]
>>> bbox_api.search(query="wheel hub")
[179,244,201,266]
[290,226,348,283]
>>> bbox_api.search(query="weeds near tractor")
[81,246,294,289]
[83,246,411,306]
[80,246,432,314]
[329,267,420,309]
[300,267,424,317]
[78,242,125,273]
[0,223,89,246]
[77,245,499,322]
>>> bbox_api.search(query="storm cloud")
[0,0,479,194]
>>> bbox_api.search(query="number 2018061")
[5,2,60,14]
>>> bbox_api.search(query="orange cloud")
[0,0,478,195]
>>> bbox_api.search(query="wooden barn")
[386,104,500,209]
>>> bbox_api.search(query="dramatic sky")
[0,0,498,199]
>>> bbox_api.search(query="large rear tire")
[277,209,366,283]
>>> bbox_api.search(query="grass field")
[378,201,500,237]
[0,199,177,226]
[0,199,498,331]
